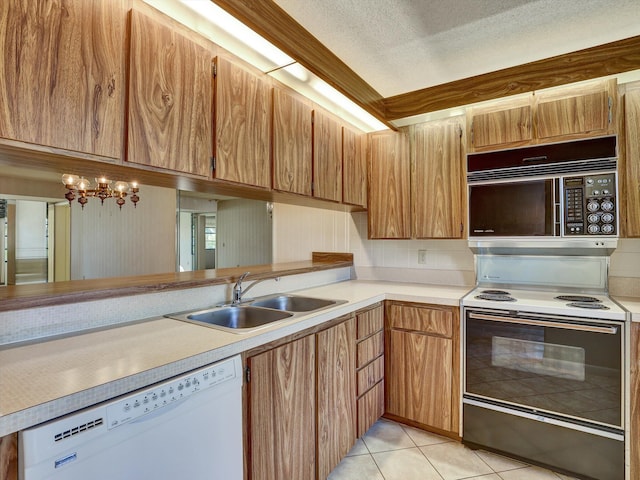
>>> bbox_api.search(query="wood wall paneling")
[313,110,343,202]
[316,318,356,480]
[214,56,271,188]
[0,0,126,159]
[127,10,212,176]
[248,335,316,480]
[412,119,464,238]
[368,130,411,239]
[272,87,312,195]
[624,86,640,237]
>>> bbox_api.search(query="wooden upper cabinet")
[623,85,640,238]
[0,0,126,158]
[470,104,532,151]
[368,130,411,239]
[313,109,343,202]
[127,10,212,176]
[214,57,271,188]
[412,119,464,238]
[343,127,368,208]
[272,87,312,195]
[535,79,616,141]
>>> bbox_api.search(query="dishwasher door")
[20,355,243,480]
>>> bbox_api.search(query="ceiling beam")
[210,0,388,124]
[383,35,640,121]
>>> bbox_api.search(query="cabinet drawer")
[357,380,384,437]
[388,304,453,337]
[357,355,384,395]
[357,331,384,368]
[357,305,383,339]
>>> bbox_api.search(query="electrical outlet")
[417,249,427,264]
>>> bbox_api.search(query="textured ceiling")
[273,0,640,98]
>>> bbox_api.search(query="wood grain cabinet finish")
[343,127,368,208]
[368,130,411,238]
[470,105,532,151]
[622,84,640,237]
[272,87,312,195]
[214,56,271,188]
[247,335,316,480]
[411,119,465,238]
[630,322,640,480]
[0,433,17,480]
[0,0,126,159]
[316,318,356,480]
[355,304,384,437]
[535,79,615,141]
[385,302,460,436]
[127,10,212,176]
[313,109,343,202]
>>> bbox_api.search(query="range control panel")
[564,174,617,236]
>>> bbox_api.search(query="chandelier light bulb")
[61,173,79,186]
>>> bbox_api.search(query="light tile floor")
[328,419,579,480]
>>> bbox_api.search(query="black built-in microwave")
[467,136,618,238]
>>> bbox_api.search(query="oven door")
[464,308,623,430]
[468,179,557,237]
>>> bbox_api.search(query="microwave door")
[469,179,555,236]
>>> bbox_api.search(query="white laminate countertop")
[613,296,640,322]
[0,280,470,437]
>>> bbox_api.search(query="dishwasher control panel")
[106,356,238,429]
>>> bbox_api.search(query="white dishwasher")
[19,355,243,480]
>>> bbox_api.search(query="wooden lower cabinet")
[246,315,356,480]
[385,302,460,437]
[630,322,640,480]
[0,433,17,480]
[355,304,385,436]
[316,318,356,480]
[247,335,316,480]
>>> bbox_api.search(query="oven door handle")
[467,312,619,334]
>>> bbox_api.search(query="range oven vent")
[467,136,617,183]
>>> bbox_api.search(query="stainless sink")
[250,294,338,312]
[168,306,293,333]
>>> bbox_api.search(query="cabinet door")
[412,120,464,238]
[0,0,125,158]
[470,105,532,150]
[313,110,343,202]
[630,323,640,480]
[624,87,640,237]
[316,318,356,480]
[536,81,614,141]
[368,130,411,238]
[214,57,271,188]
[387,329,453,432]
[248,336,316,480]
[127,10,212,176]
[343,127,368,207]
[272,88,312,195]
[0,433,17,480]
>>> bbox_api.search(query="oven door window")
[469,179,554,236]
[465,311,622,429]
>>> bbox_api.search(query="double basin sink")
[166,294,344,333]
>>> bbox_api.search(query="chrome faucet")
[231,272,279,305]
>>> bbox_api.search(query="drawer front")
[357,380,384,437]
[357,355,384,395]
[388,304,453,337]
[357,331,384,368]
[357,305,383,339]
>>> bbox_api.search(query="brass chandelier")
[62,174,140,209]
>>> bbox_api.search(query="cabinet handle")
[522,155,547,162]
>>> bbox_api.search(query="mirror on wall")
[0,172,273,286]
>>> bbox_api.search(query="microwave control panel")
[563,174,616,236]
